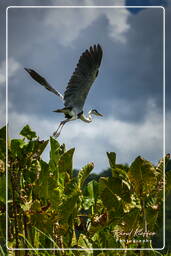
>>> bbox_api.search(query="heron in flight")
[25,44,103,137]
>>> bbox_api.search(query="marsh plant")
[0,125,170,256]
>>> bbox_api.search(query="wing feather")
[64,44,103,112]
[24,68,64,101]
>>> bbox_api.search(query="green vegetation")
[0,125,171,256]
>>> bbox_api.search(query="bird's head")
[90,109,103,117]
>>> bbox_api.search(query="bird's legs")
[53,119,69,138]
[53,115,77,138]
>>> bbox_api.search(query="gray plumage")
[64,44,103,113]
[25,44,103,137]
[24,68,64,101]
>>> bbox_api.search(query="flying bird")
[25,44,103,137]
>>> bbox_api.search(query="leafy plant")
[0,125,170,256]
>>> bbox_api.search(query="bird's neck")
[80,111,92,123]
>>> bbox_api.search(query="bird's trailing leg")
[53,115,77,138]
[53,119,69,138]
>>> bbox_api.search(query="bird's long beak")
[24,67,30,72]
[97,112,103,117]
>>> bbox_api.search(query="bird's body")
[25,44,103,137]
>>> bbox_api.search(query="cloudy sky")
[0,0,170,173]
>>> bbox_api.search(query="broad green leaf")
[58,192,79,224]
[99,177,121,210]
[49,138,64,178]
[63,178,78,195]
[78,162,94,189]
[82,180,99,214]
[20,125,37,140]
[39,160,49,180]
[94,229,119,249]
[121,208,140,233]
[128,156,157,196]
[145,206,160,230]
[50,138,66,166]
[112,168,129,183]
[22,163,38,184]
[38,160,49,199]
[58,148,75,175]
[99,176,131,203]
[46,177,61,209]
[50,136,60,161]
[10,139,26,159]
[37,159,61,208]
[24,139,49,158]
[49,158,58,178]
[106,152,116,169]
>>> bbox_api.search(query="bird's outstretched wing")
[64,44,103,112]
[24,68,64,101]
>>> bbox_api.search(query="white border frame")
[6,5,165,251]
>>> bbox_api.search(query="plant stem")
[142,199,147,232]
[11,169,20,250]
[23,214,29,255]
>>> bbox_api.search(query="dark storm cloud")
[0,0,53,61]
[126,0,168,14]
[80,7,164,123]
[6,6,164,126]
[105,7,164,122]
